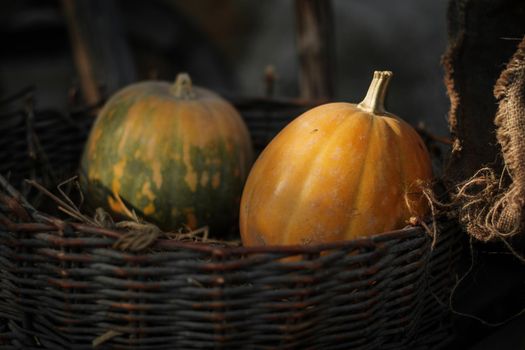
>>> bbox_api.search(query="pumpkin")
[240,71,432,246]
[80,73,253,233]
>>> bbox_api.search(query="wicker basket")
[0,91,461,349]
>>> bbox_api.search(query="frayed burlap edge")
[442,0,468,156]
[454,36,525,241]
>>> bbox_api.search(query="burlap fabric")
[443,0,525,241]
[488,38,525,239]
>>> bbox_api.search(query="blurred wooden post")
[295,0,334,100]
[62,0,136,108]
[62,0,101,107]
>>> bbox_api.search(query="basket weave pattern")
[0,95,460,349]
[0,216,459,349]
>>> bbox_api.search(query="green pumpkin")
[80,73,253,234]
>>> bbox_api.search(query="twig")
[25,179,97,226]
[167,225,210,242]
[0,175,38,218]
[57,176,81,211]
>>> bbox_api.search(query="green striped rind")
[80,82,252,235]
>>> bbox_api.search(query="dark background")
[0,0,449,136]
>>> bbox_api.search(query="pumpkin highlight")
[81,73,253,234]
[240,71,432,246]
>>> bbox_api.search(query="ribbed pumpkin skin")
[240,102,432,246]
[80,80,253,233]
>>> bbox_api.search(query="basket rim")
[0,172,443,257]
[1,216,439,256]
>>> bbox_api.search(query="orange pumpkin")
[240,71,432,246]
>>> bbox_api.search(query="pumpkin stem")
[357,71,392,115]
[172,72,196,99]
